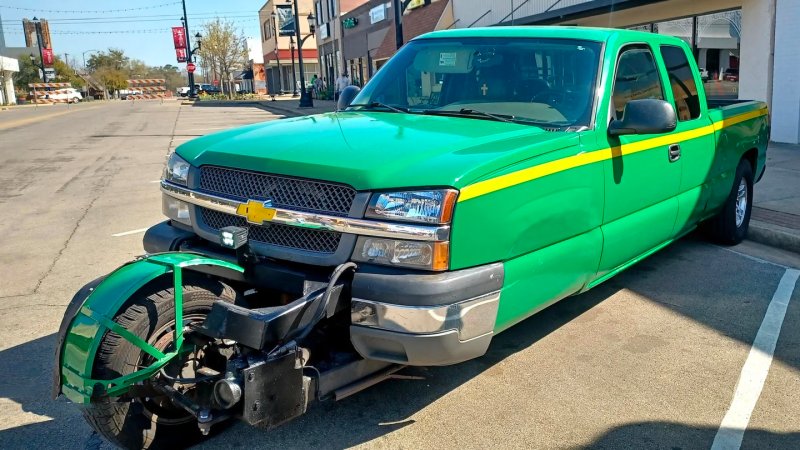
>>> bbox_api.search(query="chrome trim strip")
[350,291,500,341]
[161,181,450,242]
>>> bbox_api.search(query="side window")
[611,46,664,121]
[660,45,701,121]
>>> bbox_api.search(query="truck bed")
[707,98,753,109]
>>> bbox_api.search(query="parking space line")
[711,268,800,450]
[111,227,149,237]
[718,246,789,269]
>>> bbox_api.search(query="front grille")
[199,166,356,217]
[201,208,341,254]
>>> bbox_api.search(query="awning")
[264,48,319,65]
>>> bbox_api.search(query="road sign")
[187,62,196,73]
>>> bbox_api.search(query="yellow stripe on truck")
[458,109,768,203]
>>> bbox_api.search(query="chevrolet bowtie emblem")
[236,200,276,225]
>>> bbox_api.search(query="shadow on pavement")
[587,421,798,449]
[0,333,90,447]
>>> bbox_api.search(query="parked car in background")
[723,68,739,82]
[27,88,83,103]
[177,86,191,97]
[49,88,83,103]
[699,67,709,82]
[197,83,221,95]
[118,89,142,100]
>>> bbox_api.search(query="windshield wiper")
[418,108,570,129]
[422,108,516,123]
[347,102,409,114]
[421,108,518,124]
[457,108,516,123]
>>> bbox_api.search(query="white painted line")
[111,227,149,237]
[149,180,161,183]
[717,246,789,269]
[711,268,800,450]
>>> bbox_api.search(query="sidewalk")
[750,142,800,252]
[257,94,337,117]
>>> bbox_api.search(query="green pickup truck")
[54,27,769,448]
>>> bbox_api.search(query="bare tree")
[196,19,248,98]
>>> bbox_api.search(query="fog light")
[162,195,192,226]
[219,226,248,249]
[352,237,449,271]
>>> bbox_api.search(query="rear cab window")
[659,45,701,121]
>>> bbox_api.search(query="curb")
[256,102,306,117]
[1,103,55,110]
[747,219,800,254]
[256,102,336,118]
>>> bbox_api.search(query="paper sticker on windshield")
[439,52,457,67]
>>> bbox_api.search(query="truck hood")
[176,111,580,191]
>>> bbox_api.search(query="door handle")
[668,144,681,162]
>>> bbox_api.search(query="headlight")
[352,237,449,271]
[162,195,192,226]
[365,189,457,224]
[163,152,190,186]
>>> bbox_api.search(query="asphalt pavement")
[0,101,798,450]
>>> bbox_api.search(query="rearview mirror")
[608,99,677,136]
[337,85,361,111]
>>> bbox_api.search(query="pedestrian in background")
[310,74,318,99]
[334,72,350,101]
[313,75,323,100]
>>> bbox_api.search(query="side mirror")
[337,85,361,111]
[608,99,677,136]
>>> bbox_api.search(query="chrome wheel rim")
[735,178,747,228]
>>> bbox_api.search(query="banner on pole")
[42,48,54,66]
[176,48,188,63]
[172,27,187,49]
[276,5,295,37]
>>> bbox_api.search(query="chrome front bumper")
[351,291,500,341]
[348,263,504,366]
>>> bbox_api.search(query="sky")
[0,0,264,67]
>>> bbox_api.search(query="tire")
[703,159,754,245]
[81,276,237,450]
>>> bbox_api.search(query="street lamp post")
[270,11,284,94]
[180,19,202,96]
[82,49,100,69]
[289,36,297,97]
[288,0,314,107]
[181,0,195,97]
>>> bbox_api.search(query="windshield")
[349,37,602,128]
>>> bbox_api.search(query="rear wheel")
[81,277,237,450]
[703,159,753,245]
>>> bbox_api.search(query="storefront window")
[696,10,740,99]
[628,9,741,100]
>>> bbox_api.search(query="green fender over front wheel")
[53,252,243,404]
